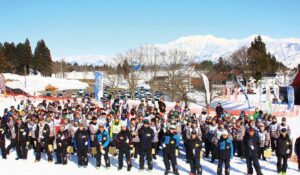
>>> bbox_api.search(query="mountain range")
[55,35,300,68]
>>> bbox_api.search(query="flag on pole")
[287,86,295,111]
[201,73,210,105]
[237,79,250,109]
[94,71,103,102]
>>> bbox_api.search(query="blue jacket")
[163,132,180,152]
[218,137,233,159]
[96,130,110,148]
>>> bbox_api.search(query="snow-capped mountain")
[53,55,111,66]
[156,35,300,68]
[57,35,300,68]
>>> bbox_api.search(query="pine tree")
[33,40,52,76]
[2,42,17,73]
[0,44,8,73]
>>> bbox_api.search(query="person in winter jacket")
[276,128,293,175]
[277,117,291,136]
[268,116,279,152]
[129,118,141,158]
[211,120,227,163]
[55,124,70,165]
[15,117,29,160]
[95,123,110,168]
[158,98,166,114]
[110,117,121,147]
[204,119,217,159]
[232,119,245,158]
[74,123,90,167]
[187,130,203,175]
[117,123,132,171]
[243,128,263,175]
[215,103,224,118]
[217,130,233,175]
[138,120,154,171]
[35,117,53,162]
[0,117,8,159]
[162,125,180,175]
[257,124,270,160]
[150,118,160,159]
[295,136,300,171]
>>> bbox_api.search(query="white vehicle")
[71,93,77,98]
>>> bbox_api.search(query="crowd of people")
[0,96,299,175]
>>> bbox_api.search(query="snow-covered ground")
[3,73,89,95]
[0,147,299,175]
[0,95,299,175]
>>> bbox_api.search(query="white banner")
[201,73,210,104]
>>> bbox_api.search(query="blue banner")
[237,79,251,109]
[287,86,295,111]
[95,71,103,101]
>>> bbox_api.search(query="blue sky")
[0,0,300,58]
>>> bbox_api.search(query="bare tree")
[229,46,251,86]
[118,48,144,99]
[159,49,194,105]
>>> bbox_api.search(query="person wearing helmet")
[217,130,233,175]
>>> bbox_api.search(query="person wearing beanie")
[110,116,121,147]
[137,119,154,171]
[211,120,227,163]
[268,116,279,152]
[217,130,233,175]
[15,117,29,160]
[74,123,90,168]
[55,124,71,165]
[117,123,132,171]
[243,128,263,175]
[162,124,181,175]
[276,128,293,175]
[35,117,53,162]
[232,119,245,158]
[95,123,111,169]
[187,130,203,175]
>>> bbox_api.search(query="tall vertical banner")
[94,71,103,102]
[201,73,210,105]
[266,86,272,113]
[287,86,295,111]
[234,86,238,102]
[258,84,262,103]
[273,84,280,101]
[237,79,250,109]
[0,74,6,94]
[226,82,231,100]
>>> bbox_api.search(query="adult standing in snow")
[187,130,203,175]
[55,124,70,165]
[0,117,8,159]
[243,128,263,175]
[295,135,300,171]
[95,122,111,168]
[15,117,29,160]
[74,123,89,168]
[215,103,224,118]
[162,125,180,175]
[276,128,292,175]
[138,120,154,171]
[217,130,233,175]
[117,123,132,171]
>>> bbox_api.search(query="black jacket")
[35,123,50,142]
[0,122,8,143]
[295,137,300,156]
[74,129,89,149]
[15,122,29,142]
[243,133,260,157]
[56,130,71,148]
[117,129,131,150]
[187,137,202,159]
[138,126,154,149]
[158,101,166,113]
[276,134,292,157]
